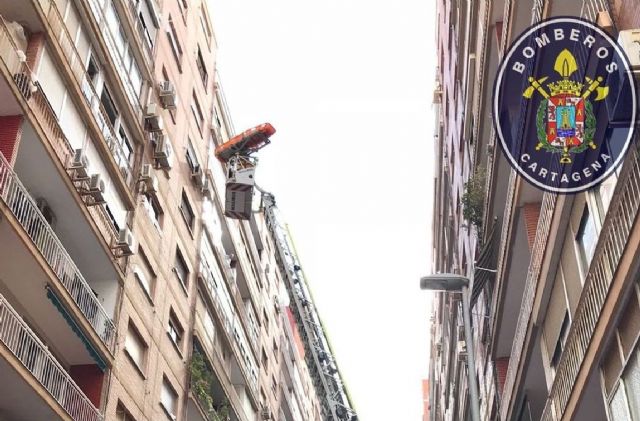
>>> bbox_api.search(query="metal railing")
[198,261,259,395]
[541,147,640,420]
[532,0,545,24]
[500,191,557,420]
[0,153,115,351]
[581,0,609,21]
[0,15,119,259]
[0,293,103,421]
[33,0,134,185]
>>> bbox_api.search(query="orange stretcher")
[215,123,276,162]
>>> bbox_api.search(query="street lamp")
[420,274,481,421]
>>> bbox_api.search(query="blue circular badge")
[493,17,636,193]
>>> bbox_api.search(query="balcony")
[0,12,124,261]
[540,148,640,419]
[0,152,116,353]
[0,292,103,421]
[22,0,136,190]
[198,261,259,399]
[188,349,235,421]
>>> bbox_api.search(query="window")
[174,248,189,288]
[261,347,269,369]
[116,401,137,421]
[191,92,204,131]
[576,206,597,270]
[160,376,178,419]
[135,0,158,50]
[143,192,163,229]
[125,322,147,372]
[196,46,208,86]
[101,86,119,126]
[263,309,270,331]
[200,5,213,47]
[180,191,195,231]
[133,247,156,297]
[166,16,183,71]
[273,338,279,360]
[550,311,569,368]
[168,309,184,349]
[186,140,199,172]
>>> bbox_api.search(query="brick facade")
[0,115,23,166]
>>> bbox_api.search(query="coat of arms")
[523,49,609,164]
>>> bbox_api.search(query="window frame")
[173,247,190,289]
[124,321,148,374]
[179,190,195,232]
[160,376,179,419]
[166,16,183,72]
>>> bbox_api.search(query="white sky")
[207,1,436,419]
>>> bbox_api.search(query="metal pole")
[461,284,481,421]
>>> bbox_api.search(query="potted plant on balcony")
[462,166,486,236]
[190,350,231,421]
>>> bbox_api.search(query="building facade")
[429,0,640,420]
[0,0,349,420]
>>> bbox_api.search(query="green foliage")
[190,350,231,421]
[462,167,486,231]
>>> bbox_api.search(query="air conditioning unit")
[261,407,272,420]
[457,340,468,361]
[88,174,106,203]
[618,30,640,71]
[158,81,177,109]
[116,227,137,256]
[69,148,90,178]
[144,103,164,131]
[140,163,153,180]
[191,165,205,187]
[140,164,158,193]
[154,135,173,169]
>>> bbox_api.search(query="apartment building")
[429,0,640,420]
[0,0,343,420]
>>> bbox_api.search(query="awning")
[471,218,499,307]
[46,287,107,371]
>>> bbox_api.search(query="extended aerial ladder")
[216,124,358,420]
[262,194,358,421]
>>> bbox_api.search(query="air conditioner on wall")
[88,174,106,203]
[158,81,177,109]
[201,177,212,200]
[154,135,173,169]
[144,103,164,131]
[117,227,137,256]
[70,148,89,178]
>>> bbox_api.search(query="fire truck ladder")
[261,193,358,421]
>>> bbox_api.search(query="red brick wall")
[0,115,24,166]
[69,364,104,407]
[286,306,306,358]
[523,202,542,251]
[25,32,45,69]
[495,357,510,398]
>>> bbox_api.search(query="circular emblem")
[493,17,637,193]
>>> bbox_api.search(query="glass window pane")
[610,382,632,421]
[625,352,640,420]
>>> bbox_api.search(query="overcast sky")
[207,1,436,419]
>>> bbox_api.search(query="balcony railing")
[0,153,115,351]
[0,15,120,261]
[0,293,103,421]
[581,0,609,21]
[541,148,640,420]
[500,191,557,420]
[199,261,259,396]
[32,0,134,185]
